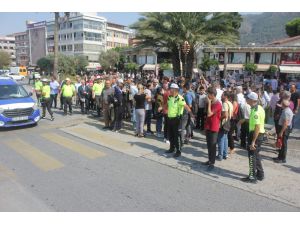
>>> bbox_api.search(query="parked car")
[5,73,26,81]
[0,77,40,128]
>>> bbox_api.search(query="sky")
[0,12,141,36]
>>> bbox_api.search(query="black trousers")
[196,108,206,130]
[240,121,249,148]
[248,132,264,179]
[278,126,291,161]
[228,119,236,150]
[80,98,89,113]
[163,114,169,140]
[63,97,72,114]
[113,105,123,130]
[206,130,218,165]
[50,94,58,108]
[168,117,181,152]
[42,98,53,117]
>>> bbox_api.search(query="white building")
[46,12,107,67]
[106,22,131,49]
[0,36,16,66]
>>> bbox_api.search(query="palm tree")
[131,12,242,78]
[53,12,70,81]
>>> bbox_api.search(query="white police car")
[0,77,40,128]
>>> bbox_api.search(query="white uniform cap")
[41,78,48,82]
[170,83,179,89]
[247,92,258,101]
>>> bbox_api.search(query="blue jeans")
[218,130,228,158]
[156,116,163,134]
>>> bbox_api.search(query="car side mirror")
[29,92,33,96]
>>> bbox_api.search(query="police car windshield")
[0,85,29,99]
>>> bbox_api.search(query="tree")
[0,50,11,69]
[159,61,172,70]
[198,55,219,72]
[37,55,54,74]
[286,17,300,37]
[243,63,257,74]
[58,54,76,76]
[125,62,139,72]
[37,54,80,76]
[99,49,120,71]
[268,65,278,74]
[74,55,88,74]
[131,12,242,78]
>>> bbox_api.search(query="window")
[228,52,246,64]
[10,47,14,50]
[4,46,8,49]
[83,20,104,30]
[67,45,73,51]
[84,32,102,41]
[73,21,83,29]
[255,53,272,64]
[61,45,66,52]
[74,32,83,40]
[74,44,83,52]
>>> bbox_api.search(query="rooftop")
[266,35,300,46]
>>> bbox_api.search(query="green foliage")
[285,17,300,37]
[131,12,242,77]
[99,49,120,71]
[268,65,278,74]
[159,62,172,70]
[0,50,11,69]
[125,62,139,72]
[198,56,219,72]
[37,54,87,76]
[73,55,88,74]
[240,12,300,45]
[37,55,53,74]
[243,63,257,73]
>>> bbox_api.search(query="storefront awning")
[256,64,273,72]
[218,65,224,71]
[86,63,101,70]
[143,64,156,71]
[225,64,244,70]
[279,66,300,74]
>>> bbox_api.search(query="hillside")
[239,12,300,46]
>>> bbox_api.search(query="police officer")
[241,92,265,183]
[165,83,194,158]
[34,77,43,106]
[60,78,75,116]
[41,78,54,121]
[92,77,104,117]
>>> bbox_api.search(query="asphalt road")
[0,79,299,211]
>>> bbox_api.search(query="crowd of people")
[32,72,299,184]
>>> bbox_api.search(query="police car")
[0,77,40,128]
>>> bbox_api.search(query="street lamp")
[181,41,190,78]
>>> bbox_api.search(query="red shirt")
[204,100,222,132]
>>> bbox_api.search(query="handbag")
[221,102,231,132]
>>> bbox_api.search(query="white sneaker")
[166,140,170,145]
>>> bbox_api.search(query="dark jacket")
[78,85,90,99]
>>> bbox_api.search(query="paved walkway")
[60,116,300,209]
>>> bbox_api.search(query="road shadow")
[283,165,300,174]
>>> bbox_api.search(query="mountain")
[239,12,300,46]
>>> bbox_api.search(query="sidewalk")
[61,119,300,209]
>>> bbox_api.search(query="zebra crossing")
[0,131,107,175]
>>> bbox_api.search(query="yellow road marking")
[41,133,106,159]
[68,127,131,150]
[0,164,16,181]
[4,139,64,172]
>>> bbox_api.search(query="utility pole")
[53,12,59,80]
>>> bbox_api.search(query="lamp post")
[181,41,190,78]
